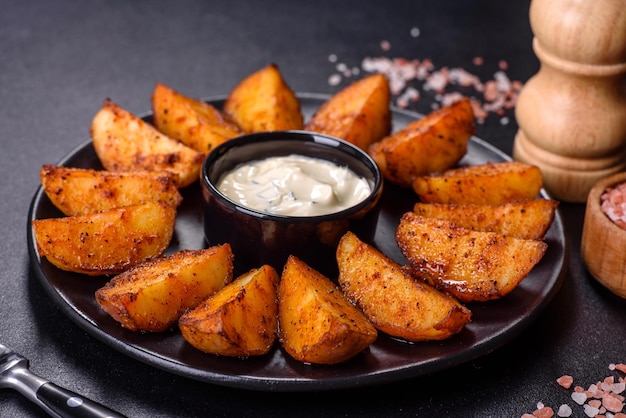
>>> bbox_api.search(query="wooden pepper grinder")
[513,0,626,202]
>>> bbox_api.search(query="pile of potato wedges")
[31,63,558,365]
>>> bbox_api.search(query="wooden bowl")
[581,171,626,298]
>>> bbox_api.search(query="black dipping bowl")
[201,130,384,277]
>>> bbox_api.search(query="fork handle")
[37,381,127,418]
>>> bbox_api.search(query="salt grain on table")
[557,404,572,417]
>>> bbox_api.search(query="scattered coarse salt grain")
[557,404,573,417]
[583,403,600,417]
[410,27,420,37]
[328,73,342,86]
[557,375,574,389]
[572,391,588,405]
[533,405,555,418]
[380,40,391,51]
[600,182,626,230]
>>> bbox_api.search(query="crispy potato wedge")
[368,97,475,187]
[278,255,377,365]
[412,161,543,205]
[396,212,548,303]
[412,199,558,240]
[305,73,392,150]
[151,82,242,155]
[32,202,176,276]
[96,245,234,332]
[336,231,471,341]
[179,264,279,357]
[40,165,182,216]
[91,99,205,187]
[223,63,304,133]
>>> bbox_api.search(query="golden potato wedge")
[412,161,543,205]
[179,264,279,357]
[412,199,558,240]
[151,82,242,155]
[305,73,392,150]
[395,212,547,303]
[278,255,377,365]
[40,164,182,216]
[368,97,475,188]
[336,231,471,341]
[91,99,205,187]
[223,63,304,133]
[32,202,176,276]
[96,245,234,332]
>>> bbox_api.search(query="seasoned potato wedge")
[336,231,471,341]
[305,73,392,150]
[368,97,475,188]
[96,245,234,332]
[32,202,176,276]
[223,63,304,133]
[151,82,242,155]
[179,264,279,357]
[412,161,543,205]
[278,255,377,365]
[412,199,558,240]
[40,165,182,216]
[396,212,547,303]
[91,99,205,187]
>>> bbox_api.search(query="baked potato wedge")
[278,255,377,365]
[412,199,558,240]
[96,245,234,332]
[91,99,205,187]
[368,97,475,188]
[223,63,304,133]
[412,161,543,205]
[32,201,176,276]
[305,73,392,150]
[179,264,279,357]
[336,231,471,341]
[151,82,242,155]
[40,165,182,216]
[396,212,547,303]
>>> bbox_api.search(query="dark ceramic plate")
[27,94,567,391]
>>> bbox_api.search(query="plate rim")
[26,93,568,391]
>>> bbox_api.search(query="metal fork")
[0,343,127,418]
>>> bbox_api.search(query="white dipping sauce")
[217,154,372,216]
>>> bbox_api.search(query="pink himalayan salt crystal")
[583,403,600,417]
[600,182,626,230]
[557,375,574,389]
[533,405,555,418]
[572,391,588,405]
[604,392,626,413]
[556,404,572,417]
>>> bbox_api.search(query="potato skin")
[336,231,471,342]
[278,255,377,365]
[96,245,234,332]
[40,165,182,216]
[223,63,304,133]
[412,161,543,205]
[91,99,205,187]
[368,97,475,188]
[412,199,558,240]
[179,264,279,357]
[305,73,392,150]
[151,82,242,155]
[396,212,547,303]
[32,202,176,276]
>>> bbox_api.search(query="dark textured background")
[2,1,625,417]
